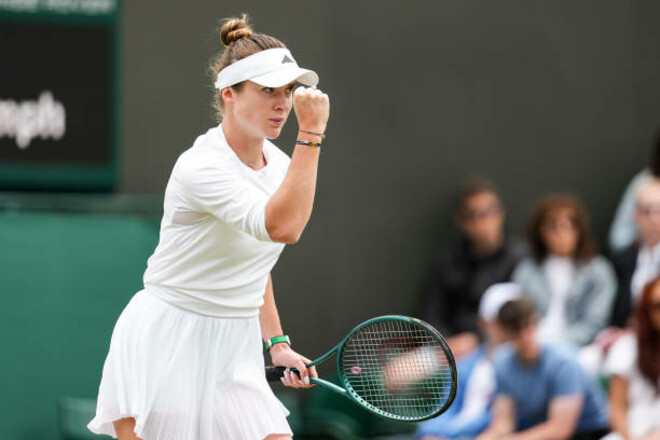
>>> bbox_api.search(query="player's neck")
[222,119,266,169]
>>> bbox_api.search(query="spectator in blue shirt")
[416,283,523,440]
[477,298,609,440]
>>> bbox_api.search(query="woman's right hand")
[269,343,317,389]
[293,86,330,134]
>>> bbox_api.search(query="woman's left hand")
[270,344,317,389]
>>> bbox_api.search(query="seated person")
[611,178,660,329]
[604,277,660,440]
[416,283,523,440]
[512,194,616,347]
[477,298,609,440]
[419,178,526,358]
[609,125,660,253]
[584,178,660,374]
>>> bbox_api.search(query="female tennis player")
[88,15,329,440]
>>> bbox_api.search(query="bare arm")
[510,395,583,440]
[477,396,516,440]
[259,274,284,343]
[266,87,329,243]
[609,375,629,439]
[259,274,317,388]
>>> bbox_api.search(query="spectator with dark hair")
[512,194,616,347]
[603,277,660,440]
[419,178,526,358]
[477,298,609,440]
[611,178,660,329]
[416,283,523,440]
[609,125,660,253]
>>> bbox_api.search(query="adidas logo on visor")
[282,55,294,64]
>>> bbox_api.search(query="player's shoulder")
[174,126,234,176]
[185,126,232,159]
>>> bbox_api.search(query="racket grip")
[265,366,301,382]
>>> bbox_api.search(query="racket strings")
[340,320,454,420]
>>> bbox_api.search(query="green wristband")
[264,335,291,351]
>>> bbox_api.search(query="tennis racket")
[265,315,457,422]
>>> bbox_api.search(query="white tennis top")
[143,125,289,317]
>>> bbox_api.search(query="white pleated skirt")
[88,290,292,440]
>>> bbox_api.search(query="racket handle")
[265,366,301,382]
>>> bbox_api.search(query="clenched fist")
[293,86,330,134]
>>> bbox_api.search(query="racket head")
[336,315,457,422]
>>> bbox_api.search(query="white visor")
[215,48,319,90]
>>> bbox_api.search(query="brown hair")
[209,14,286,120]
[455,177,502,216]
[526,193,597,263]
[497,297,536,335]
[636,277,660,393]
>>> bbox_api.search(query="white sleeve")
[608,170,651,252]
[604,333,636,379]
[175,157,273,242]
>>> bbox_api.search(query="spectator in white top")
[611,178,660,329]
[581,179,660,378]
[513,194,616,348]
[604,276,660,440]
[609,126,660,253]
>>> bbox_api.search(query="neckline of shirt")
[545,255,575,267]
[215,124,272,174]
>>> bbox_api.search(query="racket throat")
[310,377,348,397]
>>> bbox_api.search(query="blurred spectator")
[580,180,660,377]
[609,126,660,253]
[611,178,660,328]
[477,298,609,440]
[512,194,616,347]
[419,178,526,358]
[416,283,522,440]
[603,277,660,440]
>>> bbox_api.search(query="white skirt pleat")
[88,290,292,439]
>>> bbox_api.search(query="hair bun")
[220,15,253,46]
